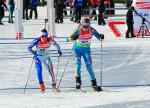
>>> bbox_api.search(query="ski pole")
[57,54,71,89]
[55,56,60,84]
[23,57,34,94]
[100,40,103,87]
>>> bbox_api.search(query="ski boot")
[76,77,81,89]
[51,83,60,93]
[40,83,45,93]
[91,79,103,92]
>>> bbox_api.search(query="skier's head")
[81,17,90,29]
[41,28,48,38]
[129,6,135,11]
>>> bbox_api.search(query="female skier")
[28,29,62,93]
[67,17,104,91]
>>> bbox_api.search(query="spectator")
[89,0,99,20]
[40,0,46,6]
[126,0,133,8]
[126,6,135,38]
[23,0,30,20]
[54,0,64,23]
[98,0,106,25]
[110,0,114,15]
[0,0,7,25]
[7,0,15,23]
[63,0,67,16]
[74,0,84,23]
[29,0,38,19]
[69,0,75,21]
[82,0,89,15]
[104,0,110,18]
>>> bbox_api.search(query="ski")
[63,89,102,93]
[59,88,121,93]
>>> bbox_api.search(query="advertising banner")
[132,0,150,36]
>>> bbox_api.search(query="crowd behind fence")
[0,0,130,25]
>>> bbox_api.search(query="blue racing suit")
[67,26,103,81]
[28,37,61,84]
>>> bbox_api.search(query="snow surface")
[0,5,150,108]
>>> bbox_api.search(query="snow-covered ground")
[0,5,150,108]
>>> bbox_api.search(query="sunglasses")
[82,22,90,28]
[41,35,47,38]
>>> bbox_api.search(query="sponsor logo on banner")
[136,2,150,9]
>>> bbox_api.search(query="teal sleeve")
[66,29,80,42]
[92,28,103,40]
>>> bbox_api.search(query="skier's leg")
[35,57,43,83]
[43,57,56,84]
[75,56,81,78]
[48,57,60,92]
[91,79,102,91]
[43,56,59,92]
[73,46,82,89]
[83,50,102,91]
[34,56,45,92]
[82,50,95,81]
[74,56,81,89]
[75,76,81,89]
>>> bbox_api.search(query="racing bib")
[37,41,50,55]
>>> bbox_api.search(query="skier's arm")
[91,28,104,41]
[66,29,80,42]
[28,38,39,54]
[50,39,62,56]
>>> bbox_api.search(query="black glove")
[33,50,37,55]
[58,50,62,56]
[100,34,104,40]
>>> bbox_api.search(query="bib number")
[77,39,91,46]
[40,49,45,53]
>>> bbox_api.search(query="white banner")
[132,0,150,36]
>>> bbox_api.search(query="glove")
[100,34,104,40]
[33,50,37,55]
[66,38,70,42]
[66,37,72,42]
[58,50,62,56]
[33,50,38,58]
